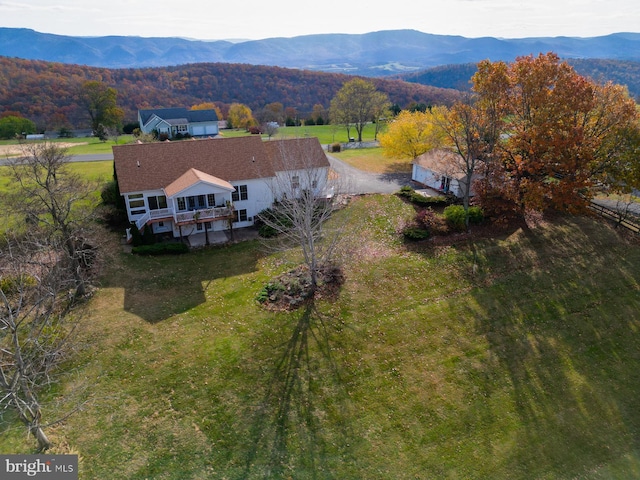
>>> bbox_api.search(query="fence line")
[588,201,640,234]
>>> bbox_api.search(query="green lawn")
[3,193,640,479]
[221,123,383,145]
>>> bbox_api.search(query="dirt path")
[0,142,88,157]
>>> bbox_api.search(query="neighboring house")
[412,148,480,198]
[137,107,219,138]
[113,136,330,243]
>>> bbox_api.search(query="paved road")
[592,197,640,217]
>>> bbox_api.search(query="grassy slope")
[3,193,639,479]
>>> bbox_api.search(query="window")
[234,209,248,223]
[311,180,318,189]
[232,185,248,201]
[177,197,186,211]
[292,175,300,189]
[207,193,216,207]
[148,195,167,210]
[176,124,188,133]
[128,193,145,209]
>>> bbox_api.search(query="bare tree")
[258,138,346,292]
[432,98,500,230]
[0,235,81,451]
[6,142,96,298]
[263,122,280,140]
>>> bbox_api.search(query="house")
[411,148,480,198]
[113,136,330,243]
[137,107,219,139]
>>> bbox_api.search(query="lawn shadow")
[104,240,261,323]
[461,216,640,475]
[240,302,355,478]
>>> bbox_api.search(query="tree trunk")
[31,424,52,452]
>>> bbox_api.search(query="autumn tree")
[379,109,446,160]
[79,80,124,138]
[473,53,640,215]
[227,102,256,130]
[330,78,390,142]
[190,101,223,121]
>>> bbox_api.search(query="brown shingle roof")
[263,137,330,171]
[412,148,467,181]
[164,168,235,197]
[114,136,276,194]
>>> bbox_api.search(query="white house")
[113,136,330,243]
[137,107,219,139]
[412,148,480,198]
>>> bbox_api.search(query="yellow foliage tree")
[190,102,223,121]
[379,110,446,160]
[227,103,256,130]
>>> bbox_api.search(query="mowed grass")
[3,192,640,479]
[221,123,382,145]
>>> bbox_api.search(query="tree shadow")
[377,170,412,186]
[240,302,355,478]
[459,217,640,474]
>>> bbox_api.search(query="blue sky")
[1,0,638,40]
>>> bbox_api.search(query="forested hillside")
[0,57,460,130]
[399,59,640,99]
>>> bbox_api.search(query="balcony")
[134,207,233,231]
[175,206,233,225]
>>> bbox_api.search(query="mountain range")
[2,28,640,76]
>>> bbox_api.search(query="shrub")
[398,186,414,198]
[129,224,143,247]
[443,205,484,230]
[131,243,189,255]
[256,207,293,237]
[403,225,430,241]
[397,186,449,206]
[0,274,37,294]
[256,281,286,303]
[416,208,448,234]
[410,192,449,206]
[468,206,484,224]
[100,180,119,206]
[142,224,156,245]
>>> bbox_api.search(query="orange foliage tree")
[473,53,640,216]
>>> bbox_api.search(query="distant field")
[221,123,383,145]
